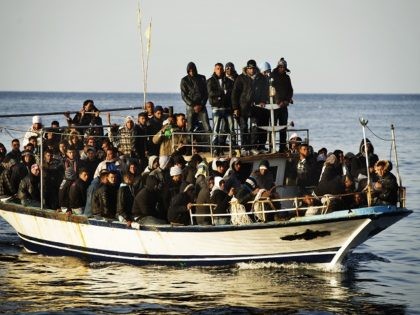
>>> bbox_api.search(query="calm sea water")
[0,92,419,314]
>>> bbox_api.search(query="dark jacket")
[180,62,208,107]
[210,189,232,215]
[131,175,161,220]
[270,70,293,103]
[231,69,268,114]
[59,179,74,209]
[207,73,234,109]
[69,178,88,209]
[18,173,40,204]
[374,172,399,205]
[167,192,193,225]
[116,183,135,221]
[315,165,345,196]
[92,183,118,219]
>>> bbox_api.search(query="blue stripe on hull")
[19,233,338,266]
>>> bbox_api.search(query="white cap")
[289,132,298,141]
[170,165,183,176]
[32,115,42,124]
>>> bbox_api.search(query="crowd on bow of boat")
[0,58,401,225]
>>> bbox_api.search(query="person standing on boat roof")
[225,62,238,82]
[254,61,271,152]
[270,57,294,152]
[180,62,211,133]
[231,59,269,155]
[207,63,235,154]
[23,115,43,147]
[146,105,164,156]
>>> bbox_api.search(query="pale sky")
[1,0,419,94]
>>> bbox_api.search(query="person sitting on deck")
[131,175,166,225]
[68,168,90,215]
[58,168,77,213]
[167,183,196,226]
[5,139,21,163]
[195,175,214,225]
[18,163,41,207]
[372,160,399,206]
[117,173,135,224]
[42,149,64,210]
[252,160,275,191]
[23,115,43,147]
[92,170,119,220]
[11,150,35,193]
[235,176,260,211]
[182,153,203,185]
[0,157,17,197]
[223,157,244,192]
[210,177,235,225]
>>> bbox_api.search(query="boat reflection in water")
[0,250,406,314]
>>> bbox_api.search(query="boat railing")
[188,192,360,226]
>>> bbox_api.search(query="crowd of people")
[0,59,400,226]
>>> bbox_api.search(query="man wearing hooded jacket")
[231,59,268,153]
[180,62,211,133]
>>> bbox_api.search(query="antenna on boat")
[359,117,372,206]
[137,1,152,108]
[390,124,402,187]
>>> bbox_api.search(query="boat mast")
[137,1,152,108]
[391,124,402,187]
[359,117,372,206]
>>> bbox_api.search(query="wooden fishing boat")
[0,193,411,269]
[0,113,412,269]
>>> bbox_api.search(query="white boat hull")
[0,202,411,268]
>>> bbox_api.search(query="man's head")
[137,112,147,126]
[107,171,118,185]
[214,63,224,77]
[125,116,135,129]
[299,143,309,159]
[187,62,198,76]
[176,113,187,129]
[170,165,183,183]
[259,160,269,175]
[11,139,20,151]
[30,163,40,176]
[246,59,257,76]
[32,115,42,130]
[79,168,89,182]
[145,101,154,115]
